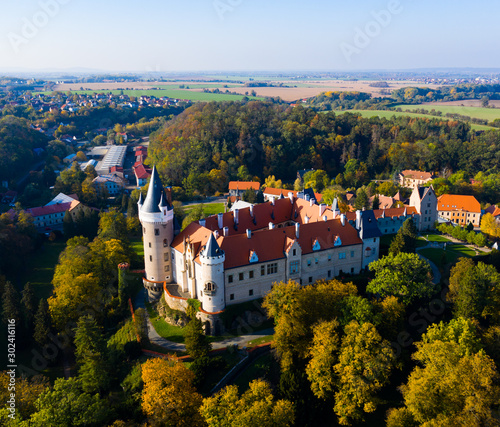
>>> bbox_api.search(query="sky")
[1,0,500,73]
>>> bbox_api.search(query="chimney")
[246,229,251,239]
[269,222,274,230]
[305,194,310,202]
[214,230,219,239]
[319,203,327,216]
[234,209,239,225]
[271,198,275,206]
[323,215,328,222]
[295,223,300,239]
[223,227,229,237]
[218,213,223,229]
[165,186,172,205]
[250,205,254,217]
[310,198,315,207]
[288,192,294,204]
[305,215,310,224]
[356,210,362,230]
[341,214,346,226]
[199,219,206,227]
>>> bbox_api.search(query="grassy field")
[342,110,495,131]
[419,234,452,243]
[15,240,66,300]
[159,84,242,89]
[38,88,263,102]
[447,244,476,257]
[396,104,500,122]
[419,248,458,266]
[246,335,273,347]
[183,202,225,217]
[130,236,144,259]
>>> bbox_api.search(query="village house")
[437,194,481,227]
[399,170,434,189]
[228,181,261,197]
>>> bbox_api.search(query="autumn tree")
[334,321,395,425]
[481,212,500,238]
[367,253,434,305]
[200,380,294,427]
[141,359,204,427]
[390,318,500,426]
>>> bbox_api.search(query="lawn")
[15,240,66,300]
[420,234,451,243]
[246,335,273,347]
[145,301,186,343]
[183,202,225,217]
[342,110,495,131]
[447,244,476,257]
[419,248,458,267]
[38,89,263,102]
[130,236,144,259]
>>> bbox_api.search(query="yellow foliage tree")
[481,213,500,238]
[141,359,204,427]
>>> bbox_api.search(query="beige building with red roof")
[228,181,260,197]
[437,194,481,227]
[399,170,434,189]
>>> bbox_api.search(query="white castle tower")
[138,166,174,300]
[199,232,225,313]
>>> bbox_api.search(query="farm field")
[396,103,500,122]
[343,110,495,131]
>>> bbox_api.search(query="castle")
[139,167,435,334]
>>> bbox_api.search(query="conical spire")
[203,233,223,258]
[142,166,166,213]
[138,192,144,206]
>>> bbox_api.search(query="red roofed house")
[485,205,500,225]
[228,181,260,197]
[134,164,152,187]
[399,170,434,189]
[437,194,481,227]
[139,167,384,335]
[19,200,83,232]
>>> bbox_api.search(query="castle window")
[249,270,254,279]
[351,268,354,273]
[309,276,313,283]
[261,265,265,276]
[149,242,151,248]
[314,258,318,265]
[351,251,355,257]
[249,289,253,296]
[239,272,244,281]
[307,260,311,267]
[290,260,299,274]
[293,249,296,256]
[339,252,346,260]
[155,229,159,236]
[164,253,169,261]
[267,263,278,274]
[328,255,332,261]
[164,265,169,272]
[228,275,233,283]
[149,255,152,262]
[230,294,234,300]
[163,239,168,247]
[328,270,331,278]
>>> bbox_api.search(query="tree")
[74,315,110,393]
[0,373,49,423]
[141,359,204,427]
[481,213,500,238]
[200,380,295,427]
[63,210,76,237]
[242,188,257,203]
[306,319,341,400]
[367,253,434,305]
[390,218,417,255]
[29,377,111,427]
[2,281,20,325]
[448,259,500,321]
[97,210,128,243]
[388,232,406,256]
[372,194,380,210]
[333,321,395,425]
[264,175,282,189]
[354,187,370,210]
[21,282,36,331]
[33,299,52,347]
[184,316,211,359]
[396,319,500,426]
[182,204,205,231]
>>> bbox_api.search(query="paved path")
[416,244,441,284]
[134,289,273,352]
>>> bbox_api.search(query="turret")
[199,233,225,313]
[139,166,175,299]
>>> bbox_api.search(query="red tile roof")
[134,164,152,180]
[437,195,481,213]
[401,170,433,180]
[485,205,500,217]
[26,200,80,217]
[228,181,260,191]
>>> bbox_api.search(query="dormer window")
[249,250,259,263]
[312,239,321,251]
[334,236,342,247]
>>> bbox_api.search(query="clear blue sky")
[1,0,499,72]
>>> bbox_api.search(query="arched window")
[163,239,168,247]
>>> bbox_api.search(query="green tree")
[97,209,128,242]
[334,321,395,425]
[185,316,211,359]
[354,187,370,210]
[182,204,205,231]
[367,253,434,305]
[388,232,406,256]
[200,380,295,427]
[29,377,111,427]
[33,299,52,347]
[242,188,257,203]
[2,281,20,325]
[21,282,36,331]
[63,210,76,237]
[74,315,110,393]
